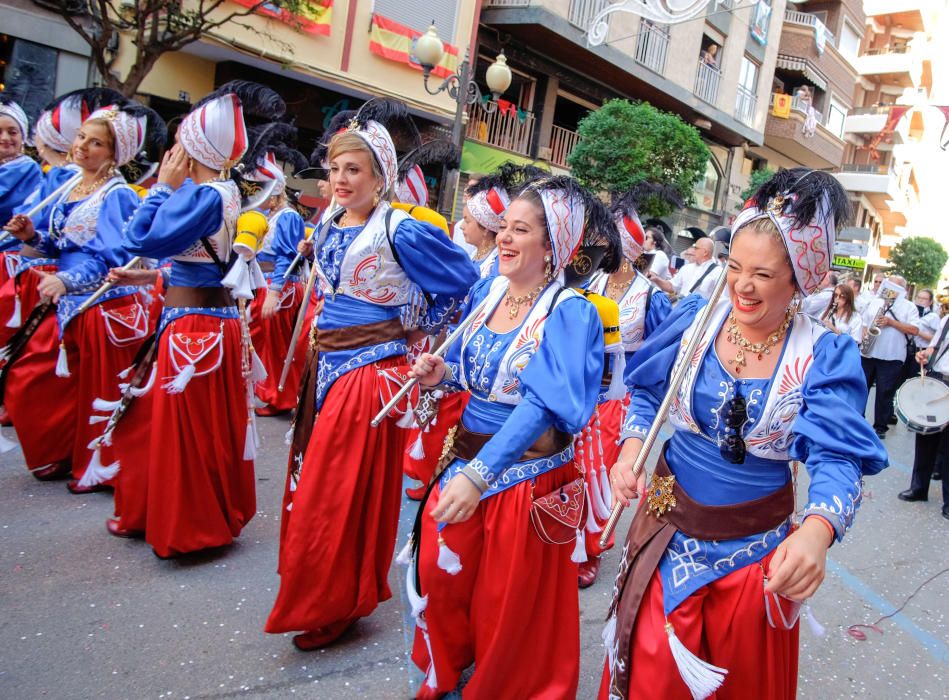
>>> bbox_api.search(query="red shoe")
[405,484,428,501]
[0,406,11,426]
[31,460,71,481]
[578,556,601,589]
[254,404,287,417]
[67,479,110,495]
[292,619,355,651]
[106,518,143,539]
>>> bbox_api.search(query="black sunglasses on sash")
[720,390,748,464]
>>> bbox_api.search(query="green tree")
[47,0,309,97]
[566,99,710,217]
[888,236,948,287]
[737,167,775,210]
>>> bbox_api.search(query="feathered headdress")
[238,122,307,210]
[85,102,166,170]
[393,139,460,207]
[35,88,126,153]
[732,168,851,295]
[464,162,543,233]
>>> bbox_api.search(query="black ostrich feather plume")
[467,162,546,199]
[242,122,300,173]
[309,109,356,167]
[44,87,127,114]
[352,97,421,154]
[397,139,461,180]
[194,80,286,122]
[749,167,852,230]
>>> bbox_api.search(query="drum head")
[895,377,949,434]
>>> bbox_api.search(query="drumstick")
[0,173,83,244]
[72,257,143,316]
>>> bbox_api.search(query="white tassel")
[55,342,70,377]
[408,432,426,460]
[222,259,255,300]
[395,536,413,566]
[436,535,462,575]
[128,364,157,397]
[117,365,132,380]
[666,622,728,700]
[243,415,259,460]
[250,259,267,290]
[425,663,438,690]
[0,427,18,453]
[396,406,416,429]
[88,414,110,425]
[590,466,613,521]
[602,614,617,672]
[284,426,294,446]
[571,527,587,563]
[92,397,122,412]
[249,348,268,384]
[162,362,196,394]
[77,446,119,487]
[405,558,429,618]
[599,466,613,516]
[604,348,627,401]
[803,603,825,637]
[6,295,21,328]
[584,483,603,534]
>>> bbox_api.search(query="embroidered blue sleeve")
[439,277,494,392]
[269,210,306,291]
[463,296,604,486]
[644,288,672,337]
[0,157,42,217]
[123,180,222,259]
[57,186,141,292]
[791,332,888,541]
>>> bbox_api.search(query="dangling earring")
[373,190,382,206]
[544,255,553,281]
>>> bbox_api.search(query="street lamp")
[412,23,513,214]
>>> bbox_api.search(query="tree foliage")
[737,167,775,209]
[566,99,710,218]
[888,236,948,288]
[47,0,307,97]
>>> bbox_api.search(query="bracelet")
[804,514,836,546]
[460,465,488,494]
[150,183,175,197]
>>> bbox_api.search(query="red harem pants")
[0,264,58,356]
[597,549,798,700]
[403,391,469,485]
[265,356,407,634]
[581,397,627,557]
[412,463,581,700]
[144,314,256,558]
[6,294,147,477]
[249,282,305,412]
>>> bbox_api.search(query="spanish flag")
[369,14,459,80]
[233,0,332,37]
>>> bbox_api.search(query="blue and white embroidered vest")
[459,277,581,406]
[260,206,296,256]
[668,299,829,460]
[589,270,656,353]
[314,203,415,306]
[173,180,240,264]
[51,176,128,248]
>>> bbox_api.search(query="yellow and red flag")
[368,14,459,80]
[233,0,332,37]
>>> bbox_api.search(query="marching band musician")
[405,176,615,699]
[113,82,284,556]
[602,169,887,700]
[2,101,164,490]
[818,282,864,343]
[264,99,477,650]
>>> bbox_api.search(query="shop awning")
[459,140,550,174]
[775,54,828,91]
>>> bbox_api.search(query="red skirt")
[580,397,627,557]
[265,356,407,634]
[403,391,469,485]
[0,264,58,350]
[144,314,256,558]
[249,283,305,411]
[597,549,799,700]
[412,463,581,699]
[110,387,155,532]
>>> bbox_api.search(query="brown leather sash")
[316,317,405,352]
[449,422,573,463]
[607,446,794,700]
[257,261,275,273]
[164,286,235,309]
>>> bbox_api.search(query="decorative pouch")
[530,476,587,545]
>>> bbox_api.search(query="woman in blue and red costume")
[265,99,478,650]
[405,175,617,700]
[0,99,42,294]
[577,189,672,588]
[2,101,164,487]
[113,82,284,556]
[600,168,888,700]
[244,130,310,415]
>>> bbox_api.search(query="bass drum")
[894,376,949,435]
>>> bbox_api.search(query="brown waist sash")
[257,261,275,273]
[164,286,235,309]
[608,445,794,700]
[316,317,405,352]
[449,422,573,463]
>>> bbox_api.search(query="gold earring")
[544,255,553,281]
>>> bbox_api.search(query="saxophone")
[860,288,898,356]
[823,300,839,333]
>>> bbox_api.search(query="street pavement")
[0,390,946,699]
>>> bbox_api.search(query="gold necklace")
[503,282,547,320]
[73,174,110,198]
[474,241,494,261]
[339,211,368,228]
[725,308,794,374]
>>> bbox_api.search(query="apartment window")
[373,0,459,42]
[838,21,861,62]
[735,56,759,125]
[826,99,847,138]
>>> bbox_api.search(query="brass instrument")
[860,288,898,356]
[822,300,839,333]
[937,293,949,316]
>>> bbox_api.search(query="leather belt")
[449,421,572,463]
[257,261,275,273]
[164,286,236,309]
[316,317,405,353]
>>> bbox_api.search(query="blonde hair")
[326,130,386,193]
[80,117,116,153]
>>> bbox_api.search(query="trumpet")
[860,288,898,356]
[938,293,949,316]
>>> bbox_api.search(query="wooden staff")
[73,257,143,316]
[599,266,730,548]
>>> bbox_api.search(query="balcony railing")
[483,0,530,6]
[735,86,757,126]
[635,21,669,74]
[568,0,610,30]
[841,163,890,174]
[693,61,721,105]
[784,9,836,47]
[866,46,910,55]
[791,95,823,124]
[466,102,536,156]
[850,105,895,115]
[549,125,581,168]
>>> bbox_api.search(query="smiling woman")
[602,169,889,700]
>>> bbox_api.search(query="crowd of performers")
[0,86,893,699]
